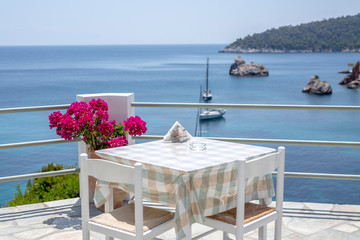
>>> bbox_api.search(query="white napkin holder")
[163,121,192,143]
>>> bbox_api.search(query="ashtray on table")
[189,142,206,151]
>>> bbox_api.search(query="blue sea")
[0,44,359,206]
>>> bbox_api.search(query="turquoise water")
[0,45,359,206]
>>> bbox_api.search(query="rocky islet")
[302,76,332,95]
[229,56,269,76]
[339,61,360,89]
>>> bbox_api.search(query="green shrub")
[6,163,79,207]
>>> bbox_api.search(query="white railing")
[1,101,360,184]
[0,104,70,114]
[137,135,360,147]
[131,102,360,111]
[0,138,80,150]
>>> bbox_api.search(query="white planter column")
[76,93,135,156]
[76,93,135,203]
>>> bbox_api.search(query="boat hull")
[203,91,212,101]
[200,109,225,120]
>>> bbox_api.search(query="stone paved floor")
[0,198,359,240]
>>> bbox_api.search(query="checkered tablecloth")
[94,138,276,240]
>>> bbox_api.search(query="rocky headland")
[219,14,360,54]
[229,56,269,76]
[219,48,360,53]
[302,76,332,95]
[339,61,360,89]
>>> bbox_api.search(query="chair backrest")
[235,147,285,237]
[245,152,278,178]
[80,153,144,238]
[83,157,137,185]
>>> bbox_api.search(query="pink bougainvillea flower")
[106,136,128,148]
[89,98,108,111]
[49,111,63,129]
[95,109,109,122]
[98,122,114,136]
[67,101,89,118]
[57,114,79,140]
[123,116,147,136]
[49,98,147,150]
[77,111,95,128]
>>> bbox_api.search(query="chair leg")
[183,224,192,240]
[235,232,244,240]
[223,231,230,240]
[275,219,282,240]
[258,225,267,240]
[82,229,90,240]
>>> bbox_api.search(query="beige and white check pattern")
[94,138,276,240]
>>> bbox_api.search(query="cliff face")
[339,61,360,89]
[229,56,269,76]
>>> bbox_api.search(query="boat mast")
[205,57,209,92]
[195,85,202,137]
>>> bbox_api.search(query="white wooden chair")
[80,153,174,240]
[202,147,285,240]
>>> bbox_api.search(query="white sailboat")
[199,108,226,120]
[202,58,212,101]
[198,59,225,120]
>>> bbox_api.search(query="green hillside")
[221,13,360,53]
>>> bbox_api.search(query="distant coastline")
[219,48,360,53]
[222,13,360,54]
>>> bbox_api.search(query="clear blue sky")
[1,0,359,46]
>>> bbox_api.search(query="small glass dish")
[189,142,206,151]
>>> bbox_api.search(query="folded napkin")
[163,121,192,143]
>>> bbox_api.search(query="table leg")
[260,197,272,206]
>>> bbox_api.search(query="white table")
[95,138,276,240]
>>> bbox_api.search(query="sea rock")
[340,75,353,85]
[229,56,269,76]
[338,69,351,74]
[339,61,360,87]
[302,76,332,95]
[347,80,360,89]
